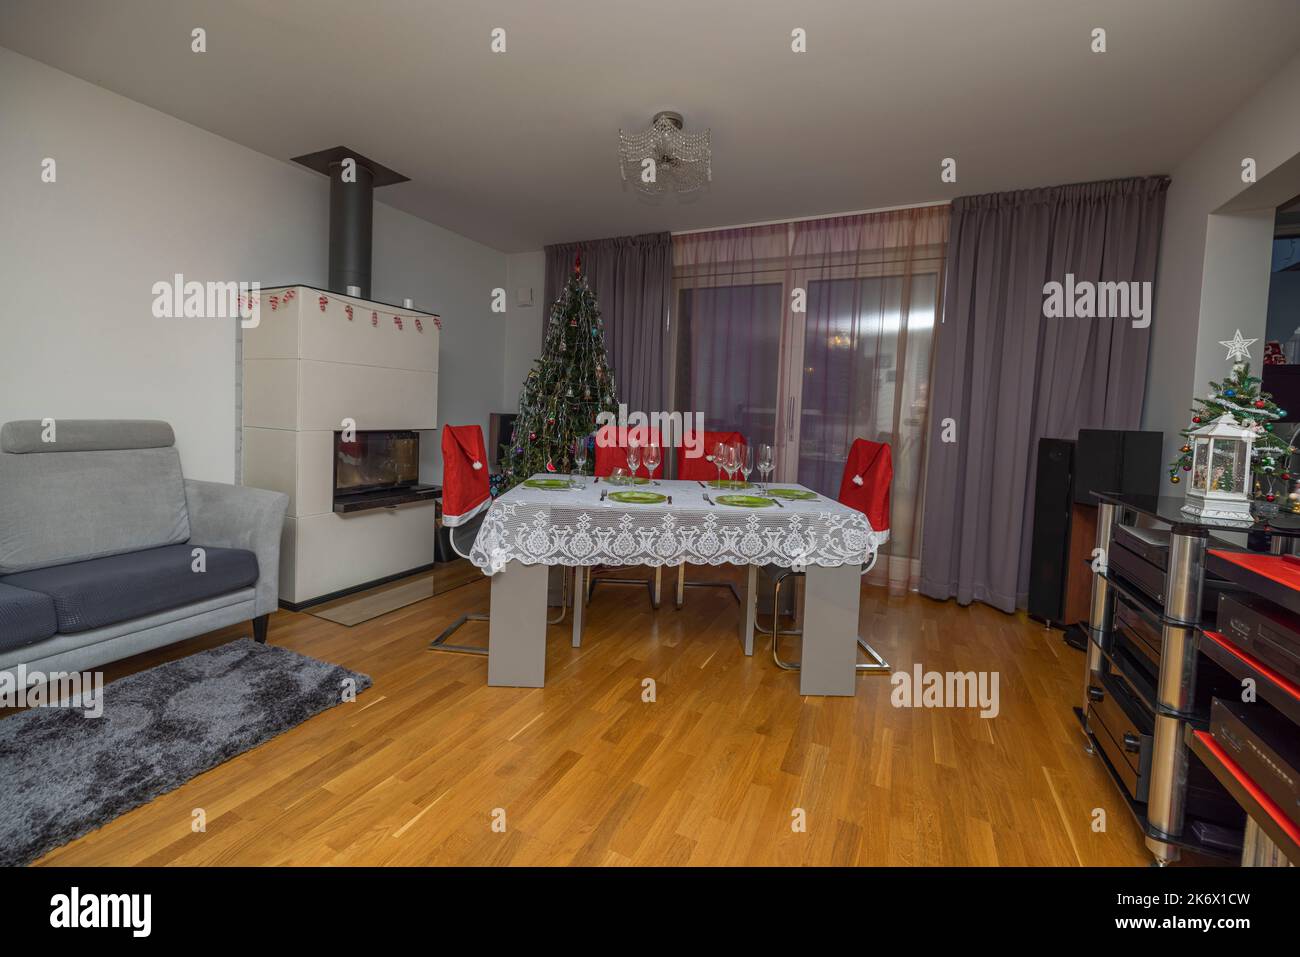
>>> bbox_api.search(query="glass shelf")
[1093,491,1300,538]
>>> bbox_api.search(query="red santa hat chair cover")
[836,439,893,567]
[675,430,746,482]
[441,425,491,528]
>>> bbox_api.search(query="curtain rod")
[670,199,951,237]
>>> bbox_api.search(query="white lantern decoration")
[1181,413,1255,521]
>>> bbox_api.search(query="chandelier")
[618,111,711,196]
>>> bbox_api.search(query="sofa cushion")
[2,544,258,634]
[0,447,191,574]
[0,583,58,652]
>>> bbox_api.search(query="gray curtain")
[919,176,1170,612]
[544,233,670,416]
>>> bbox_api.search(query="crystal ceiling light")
[618,111,711,196]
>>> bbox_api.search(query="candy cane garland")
[267,289,441,332]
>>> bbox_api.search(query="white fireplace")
[241,284,441,606]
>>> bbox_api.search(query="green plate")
[608,490,667,504]
[707,479,753,489]
[524,478,572,489]
[715,494,775,508]
[766,488,817,500]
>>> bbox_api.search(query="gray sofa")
[0,420,288,677]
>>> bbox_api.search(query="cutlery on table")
[697,481,707,489]
[600,489,608,502]
[770,497,784,508]
[703,493,714,506]
[667,495,673,504]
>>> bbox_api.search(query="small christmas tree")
[501,258,619,490]
[1169,361,1296,499]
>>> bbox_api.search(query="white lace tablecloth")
[469,476,888,575]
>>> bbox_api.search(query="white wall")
[502,250,546,410]
[0,47,505,484]
[1143,52,1300,467]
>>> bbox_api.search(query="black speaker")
[1074,429,1162,505]
[1029,429,1164,627]
[1028,439,1075,623]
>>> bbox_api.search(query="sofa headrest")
[0,420,175,454]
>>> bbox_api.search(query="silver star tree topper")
[1219,329,1259,362]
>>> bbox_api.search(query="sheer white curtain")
[671,205,949,593]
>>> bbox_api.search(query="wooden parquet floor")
[32,572,1150,866]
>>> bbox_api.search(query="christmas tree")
[500,257,619,490]
[1169,361,1295,498]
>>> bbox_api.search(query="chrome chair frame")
[430,514,567,656]
[672,565,741,609]
[757,550,890,675]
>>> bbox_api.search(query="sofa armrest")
[184,479,289,617]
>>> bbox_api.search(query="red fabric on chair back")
[441,425,491,526]
[593,424,665,478]
[837,439,892,533]
[676,430,746,481]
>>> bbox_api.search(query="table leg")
[737,564,758,655]
[675,564,685,609]
[572,566,585,648]
[799,563,860,696]
[487,560,549,687]
[653,566,663,609]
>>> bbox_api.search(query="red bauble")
[1192,416,1202,424]
[1255,399,1266,408]
[1267,493,1277,502]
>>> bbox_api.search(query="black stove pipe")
[328,160,375,299]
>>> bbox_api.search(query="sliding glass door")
[671,208,948,592]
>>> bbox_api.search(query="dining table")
[467,474,887,695]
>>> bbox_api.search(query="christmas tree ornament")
[1180,414,1254,522]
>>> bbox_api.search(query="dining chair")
[430,425,566,654]
[762,438,893,675]
[670,429,747,608]
[587,424,664,608]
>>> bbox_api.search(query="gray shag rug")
[0,639,371,866]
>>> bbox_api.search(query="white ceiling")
[3,0,1299,252]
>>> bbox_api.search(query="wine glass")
[712,442,727,486]
[643,442,661,483]
[610,466,629,486]
[741,445,753,489]
[757,443,774,492]
[626,441,641,481]
[724,443,740,489]
[572,435,588,488]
